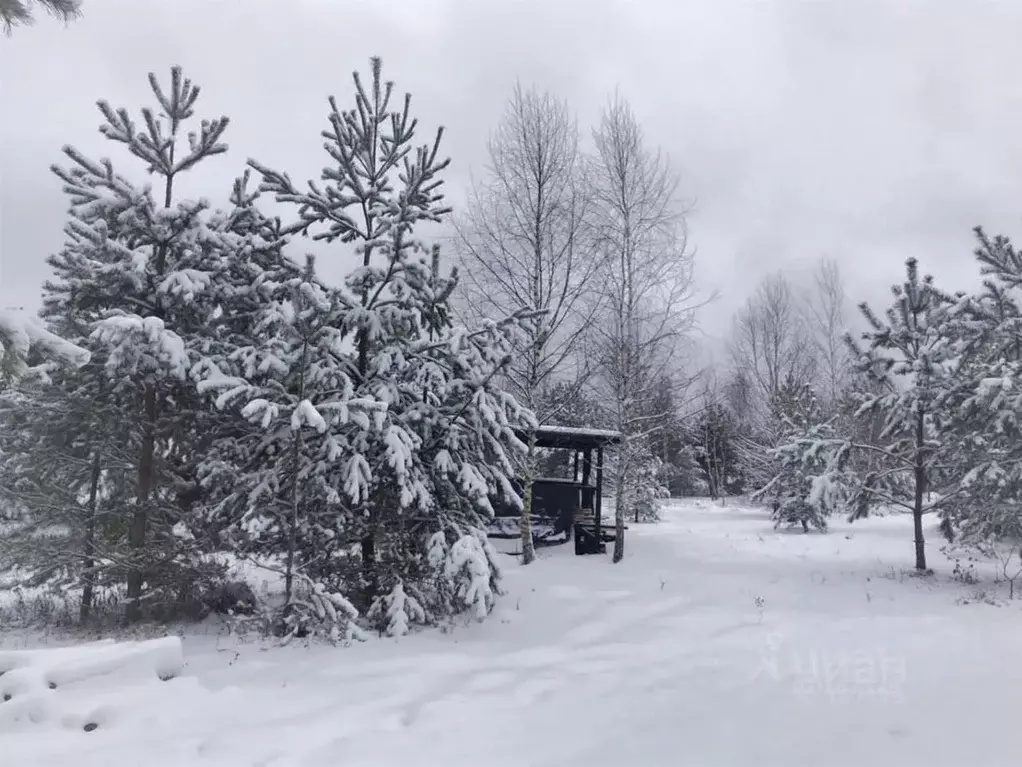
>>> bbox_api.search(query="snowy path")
[5,499,1022,766]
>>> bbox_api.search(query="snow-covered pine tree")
[831,368,889,499]
[846,258,968,571]
[194,224,381,641]
[942,227,1022,548]
[43,66,235,620]
[0,354,137,623]
[0,0,81,35]
[0,309,89,387]
[245,58,533,632]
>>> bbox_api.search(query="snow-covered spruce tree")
[693,401,743,500]
[630,456,669,523]
[751,374,820,509]
[711,370,766,500]
[756,381,836,532]
[622,375,687,521]
[245,57,532,633]
[846,258,969,571]
[665,438,706,497]
[43,66,235,621]
[735,374,815,507]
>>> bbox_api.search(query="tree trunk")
[912,408,927,572]
[126,384,157,622]
[286,337,310,606]
[361,522,377,604]
[612,470,626,563]
[356,293,379,605]
[702,432,719,499]
[285,431,300,605]
[705,468,718,500]
[357,337,381,599]
[518,431,538,565]
[80,448,102,623]
[125,168,173,623]
[710,462,722,501]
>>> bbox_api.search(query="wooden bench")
[574,509,626,538]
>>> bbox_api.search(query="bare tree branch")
[729,272,816,428]
[454,83,601,421]
[452,83,603,564]
[802,257,851,407]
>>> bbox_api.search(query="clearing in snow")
[3,498,1021,766]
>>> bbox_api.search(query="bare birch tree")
[587,92,696,562]
[455,83,599,564]
[802,258,851,408]
[728,272,817,494]
[729,272,816,425]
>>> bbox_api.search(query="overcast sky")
[4,0,1022,349]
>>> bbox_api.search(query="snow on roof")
[520,424,623,449]
[534,425,622,439]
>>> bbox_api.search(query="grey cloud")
[3,0,1022,348]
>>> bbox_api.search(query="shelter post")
[595,446,604,543]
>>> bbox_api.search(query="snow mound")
[0,637,183,733]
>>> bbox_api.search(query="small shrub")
[951,559,978,585]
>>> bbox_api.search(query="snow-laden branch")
[0,310,90,383]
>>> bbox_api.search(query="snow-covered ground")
[4,498,1022,766]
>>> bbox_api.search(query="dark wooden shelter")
[490,426,622,555]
